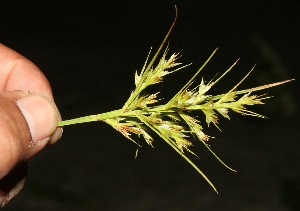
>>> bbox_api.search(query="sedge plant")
[57,8,293,192]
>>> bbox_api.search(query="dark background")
[1,1,299,210]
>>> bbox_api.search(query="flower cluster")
[57,17,292,192]
[98,47,291,192]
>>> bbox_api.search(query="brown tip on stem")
[211,48,219,54]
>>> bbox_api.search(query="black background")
[1,1,299,210]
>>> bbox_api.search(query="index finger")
[0,44,53,99]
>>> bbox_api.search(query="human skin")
[0,43,62,207]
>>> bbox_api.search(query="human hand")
[0,44,62,207]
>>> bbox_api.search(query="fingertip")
[49,127,63,145]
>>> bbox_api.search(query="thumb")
[0,91,62,206]
[16,92,62,150]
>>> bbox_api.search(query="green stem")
[57,109,122,126]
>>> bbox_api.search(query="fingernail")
[16,94,62,145]
[0,181,25,207]
[0,197,4,207]
[0,178,26,207]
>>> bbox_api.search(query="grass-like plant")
[57,8,293,192]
